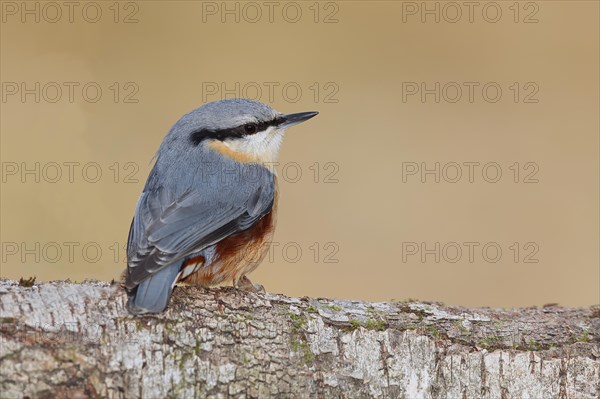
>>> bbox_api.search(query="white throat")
[224,126,285,164]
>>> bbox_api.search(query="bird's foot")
[236,275,265,294]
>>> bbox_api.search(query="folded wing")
[125,165,275,289]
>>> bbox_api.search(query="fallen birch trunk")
[0,279,598,398]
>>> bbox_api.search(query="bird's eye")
[244,123,257,134]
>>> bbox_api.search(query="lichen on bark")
[0,280,598,398]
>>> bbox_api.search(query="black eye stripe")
[189,117,285,146]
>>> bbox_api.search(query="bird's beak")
[279,111,319,129]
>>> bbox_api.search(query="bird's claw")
[236,275,265,294]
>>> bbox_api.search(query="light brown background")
[1,1,598,307]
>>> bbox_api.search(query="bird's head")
[174,99,318,164]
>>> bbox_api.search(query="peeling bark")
[0,279,598,398]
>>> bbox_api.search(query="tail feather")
[127,261,182,314]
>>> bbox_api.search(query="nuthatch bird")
[124,99,318,314]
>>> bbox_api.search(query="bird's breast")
[181,178,279,286]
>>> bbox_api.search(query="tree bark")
[0,279,598,399]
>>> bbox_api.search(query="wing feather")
[125,163,274,289]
